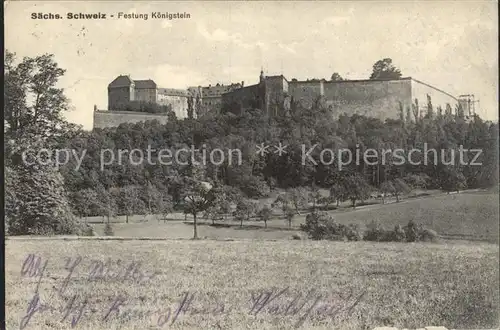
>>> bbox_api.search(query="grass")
[5,240,499,330]
[5,190,499,329]
[329,190,499,242]
[86,191,498,243]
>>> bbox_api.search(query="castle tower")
[108,75,135,110]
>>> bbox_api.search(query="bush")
[239,176,271,198]
[300,212,328,240]
[404,219,421,242]
[104,222,114,236]
[79,223,95,236]
[342,224,363,241]
[363,221,390,242]
[363,220,439,242]
[420,228,440,242]
[300,211,362,241]
[6,162,81,236]
[391,224,406,242]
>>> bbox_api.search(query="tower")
[458,94,479,118]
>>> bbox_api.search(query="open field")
[82,189,442,225]
[87,191,499,243]
[331,190,499,242]
[5,239,499,330]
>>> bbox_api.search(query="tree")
[343,173,372,209]
[257,205,272,228]
[5,51,84,235]
[441,167,467,193]
[318,196,334,210]
[204,184,240,224]
[187,96,194,119]
[234,200,257,227]
[70,188,100,222]
[369,58,402,80]
[284,206,296,228]
[330,72,345,81]
[308,184,322,211]
[104,222,114,236]
[287,187,308,214]
[272,188,307,219]
[118,186,146,223]
[379,181,395,204]
[4,51,79,142]
[403,173,429,190]
[6,160,79,235]
[392,178,411,202]
[181,177,215,239]
[329,183,347,207]
[205,199,231,224]
[96,188,117,224]
[144,182,172,221]
[425,94,434,119]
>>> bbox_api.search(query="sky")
[5,1,498,129]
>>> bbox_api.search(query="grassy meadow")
[87,190,498,243]
[5,240,499,330]
[5,190,499,329]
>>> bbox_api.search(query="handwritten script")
[17,253,365,329]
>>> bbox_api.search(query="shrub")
[79,224,95,236]
[404,219,421,242]
[363,220,389,242]
[420,228,440,242]
[300,211,361,241]
[392,224,406,242]
[363,220,439,243]
[300,212,330,240]
[104,222,114,236]
[239,176,270,198]
[342,224,363,241]
[6,163,81,236]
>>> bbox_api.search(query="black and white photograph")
[4,1,499,329]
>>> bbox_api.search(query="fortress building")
[94,75,242,128]
[94,71,466,129]
[222,71,463,121]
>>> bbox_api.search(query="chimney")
[241,81,244,87]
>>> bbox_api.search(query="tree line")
[4,51,498,238]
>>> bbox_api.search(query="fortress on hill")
[93,70,474,129]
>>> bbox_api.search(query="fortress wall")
[222,85,262,110]
[288,81,324,109]
[93,110,169,129]
[322,79,412,120]
[410,79,459,117]
[157,94,188,119]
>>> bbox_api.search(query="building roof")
[158,88,190,97]
[108,75,134,88]
[134,79,157,89]
[266,75,288,82]
[201,83,242,96]
[221,84,259,96]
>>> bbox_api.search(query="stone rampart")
[93,110,168,129]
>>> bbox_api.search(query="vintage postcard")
[4,1,499,330]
